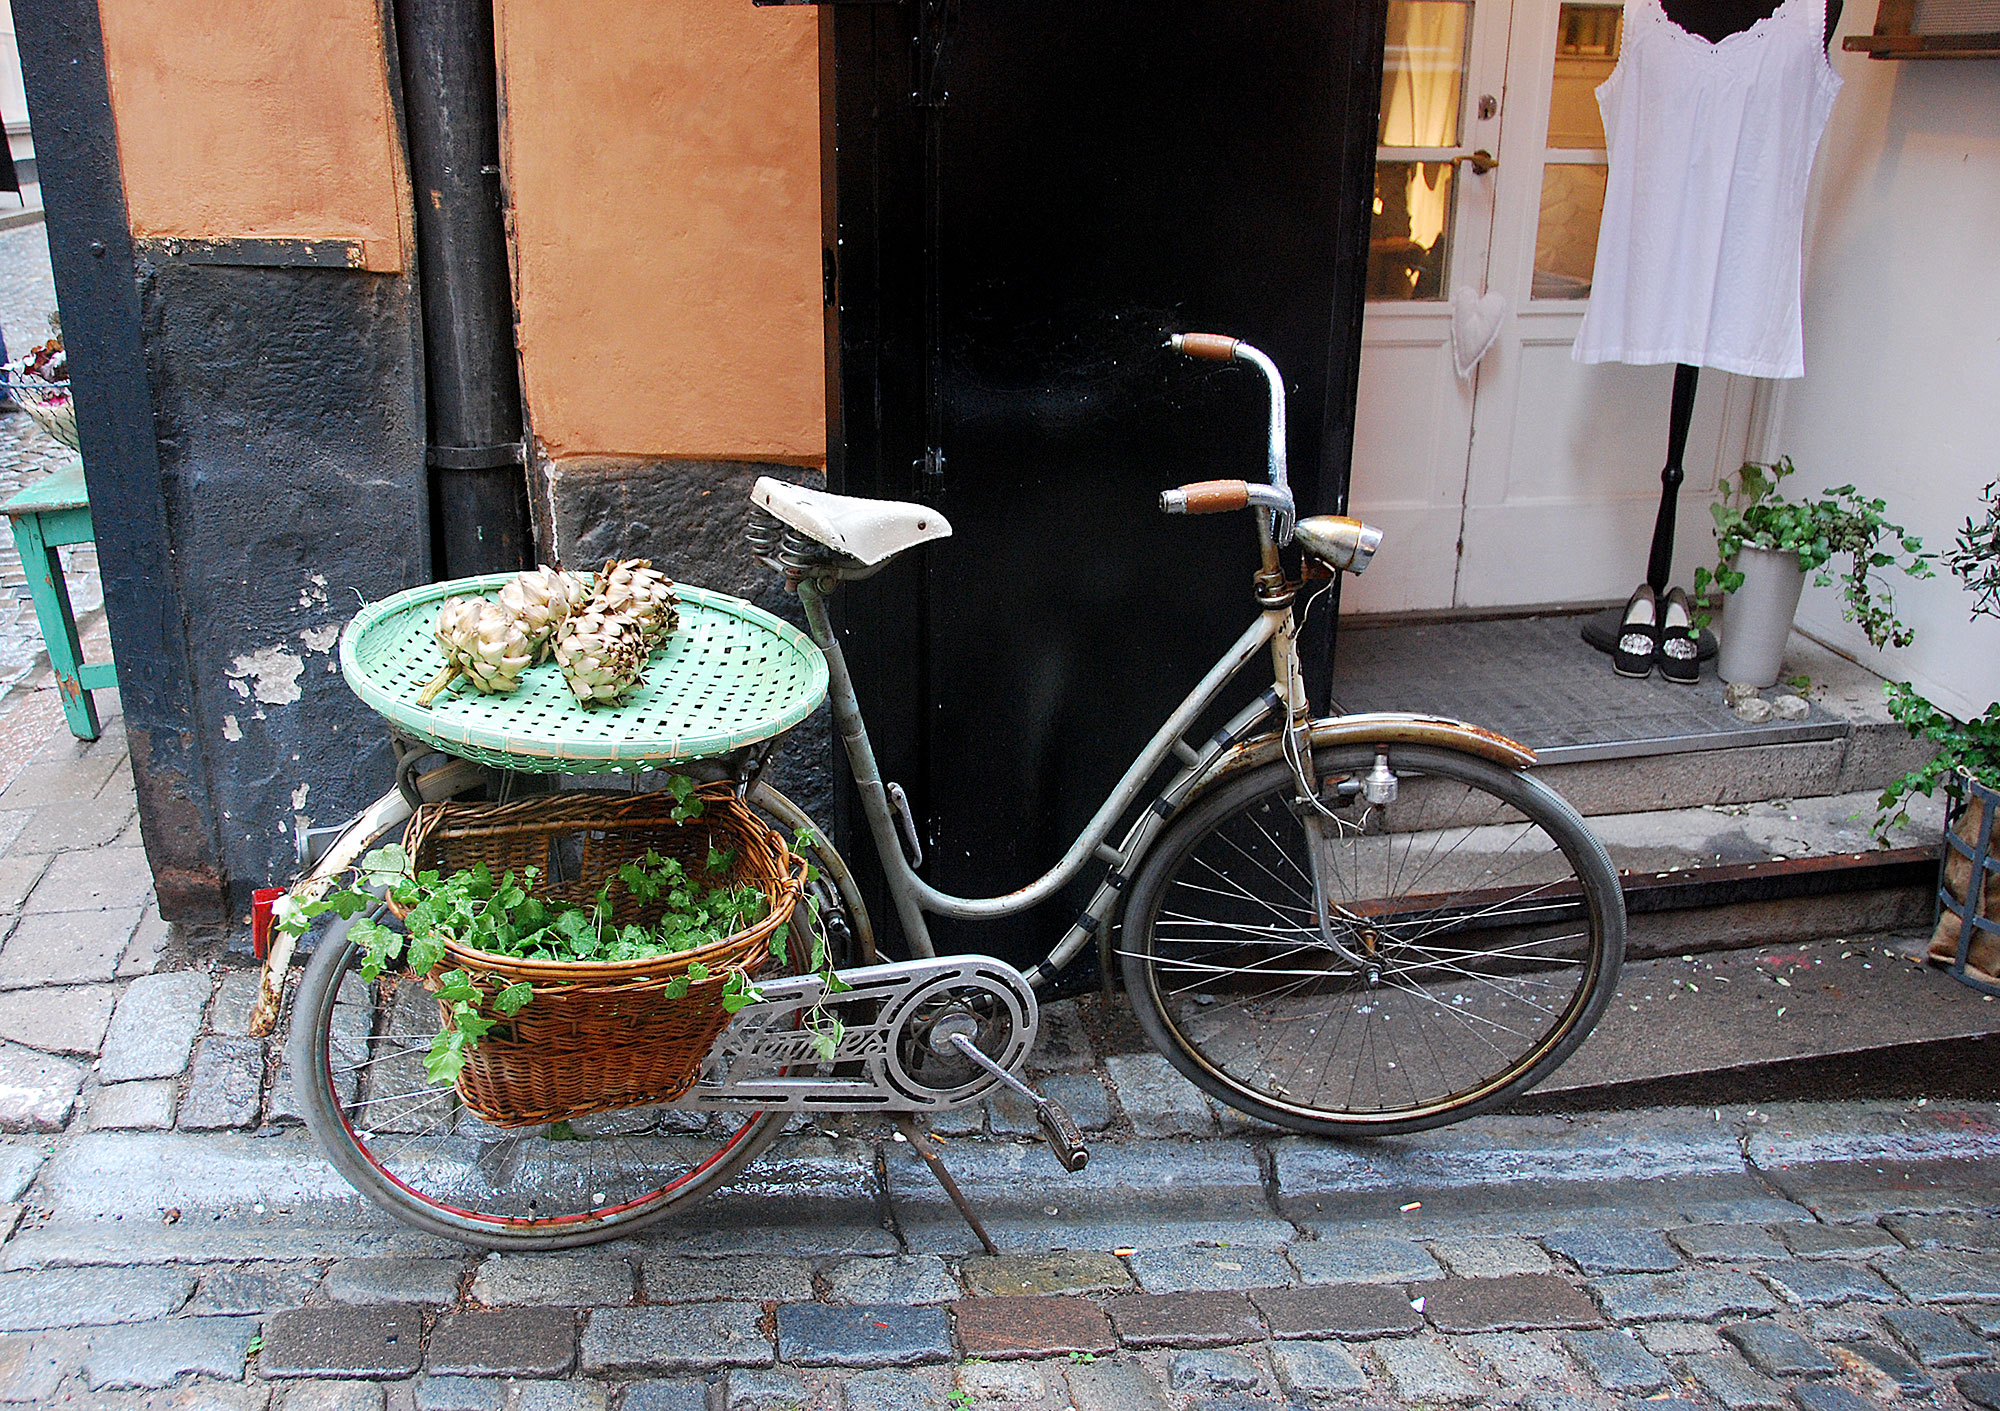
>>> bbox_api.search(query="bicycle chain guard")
[679,954,1037,1112]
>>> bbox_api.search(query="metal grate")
[1330,613,1846,763]
[342,574,829,772]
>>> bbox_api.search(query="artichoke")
[595,558,680,646]
[553,605,651,705]
[418,597,535,705]
[499,564,592,659]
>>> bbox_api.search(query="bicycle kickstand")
[893,1117,1000,1257]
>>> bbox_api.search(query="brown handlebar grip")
[1174,332,1240,362]
[1177,480,1252,513]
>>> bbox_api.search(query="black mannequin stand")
[1581,0,1839,665]
[1580,362,1719,659]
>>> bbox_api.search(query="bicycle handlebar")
[1161,479,1250,514]
[1160,479,1297,544]
[1170,332,1240,362]
[1167,331,1290,536]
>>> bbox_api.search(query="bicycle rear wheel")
[1121,743,1623,1136]
[289,911,787,1249]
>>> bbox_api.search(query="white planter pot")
[1717,544,1806,688]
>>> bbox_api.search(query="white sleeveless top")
[1571,0,1841,379]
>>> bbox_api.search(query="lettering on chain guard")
[678,955,1038,1112]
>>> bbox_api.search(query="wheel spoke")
[1125,747,1618,1132]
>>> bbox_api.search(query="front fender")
[1209,710,1537,781]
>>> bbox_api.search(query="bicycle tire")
[747,780,874,966]
[1121,742,1623,1136]
[290,909,788,1249]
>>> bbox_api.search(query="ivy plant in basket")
[274,775,849,1083]
[1694,458,1932,687]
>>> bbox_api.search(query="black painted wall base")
[543,456,834,826]
[137,250,430,920]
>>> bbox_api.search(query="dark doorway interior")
[824,0,1387,973]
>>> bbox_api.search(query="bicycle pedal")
[1035,1098,1090,1172]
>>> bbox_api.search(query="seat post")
[795,579,938,958]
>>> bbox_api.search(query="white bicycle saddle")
[751,477,953,566]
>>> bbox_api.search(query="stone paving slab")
[0,982,116,1054]
[1107,1292,1266,1349]
[4,1219,461,1271]
[99,971,210,1083]
[1248,1284,1421,1340]
[260,1306,426,1379]
[427,1308,578,1379]
[1591,1269,1783,1323]
[0,1042,84,1131]
[0,1266,193,1330]
[471,1256,632,1308]
[1414,1274,1604,1333]
[581,1304,772,1374]
[0,907,136,990]
[81,1314,261,1390]
[953,1295,1115,1359]
[773,1302,950,1368]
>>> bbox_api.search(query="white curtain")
[1380,1,1466,255]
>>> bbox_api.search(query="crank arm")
[934,1024,1088,1172]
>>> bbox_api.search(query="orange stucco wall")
[495,0,825,464]
[96,0,409,270]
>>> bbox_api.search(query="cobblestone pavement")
[0,217,104,699]
[0,703,1997,1410]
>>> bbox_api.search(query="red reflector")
[251,887,287,960]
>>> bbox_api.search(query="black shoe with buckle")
[1658,587,1699,684]
[1614,583,1659,678]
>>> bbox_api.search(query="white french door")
[1344,0,1756,615]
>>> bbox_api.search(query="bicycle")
[273,333,1625,1249]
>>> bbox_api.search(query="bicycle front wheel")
[290,913,786,1250]
[1122,743,1623,1136]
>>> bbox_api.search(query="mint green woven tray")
[340,573,828,772]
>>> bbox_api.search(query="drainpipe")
[392,0,534,578]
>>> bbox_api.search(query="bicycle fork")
[1269,601,1387,986]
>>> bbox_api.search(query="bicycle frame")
[795,516,1309,988]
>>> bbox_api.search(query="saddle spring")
[746,508,849,579]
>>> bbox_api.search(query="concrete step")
[1588,788,1946,955]
[1526,932,2000,1109]
[1333,616,1936,817]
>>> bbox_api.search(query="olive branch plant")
[274,775,849,1084]
[1878,476,2000,832]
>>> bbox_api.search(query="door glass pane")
[1380,1,1470,147]
[1547,3,1622,149]
[1371,162,1456,300]
[1533,163,1607,298]
[1373,0,1469,302]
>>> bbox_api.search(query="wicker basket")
[392,784,805,1126]
[0,373,79,451]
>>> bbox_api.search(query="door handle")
[1453,149,1499,174]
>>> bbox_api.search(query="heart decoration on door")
[1451,286,1509,379]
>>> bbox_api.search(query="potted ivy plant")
[1693,458,1932,687]
[1877,478,2000,984]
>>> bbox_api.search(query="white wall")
[1770,12,2000,723]
[0,12,25,130]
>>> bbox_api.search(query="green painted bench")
[3,460,115,740]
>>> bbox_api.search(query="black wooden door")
[824,0,1385,974]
